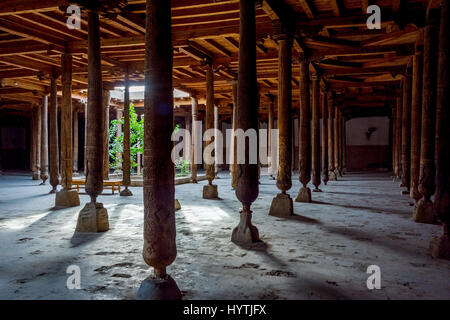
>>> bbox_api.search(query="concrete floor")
[0,171,449,300]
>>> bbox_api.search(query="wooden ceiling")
[0,0,442,119]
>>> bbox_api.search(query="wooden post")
[296,54,312,202]
[395,90,403,179]
[328,92,336,180]
[83,103,88,177]
[40,95,48,185]
[203,63,218,198]
[185,111,191,163]
[231,0,260,244]
[56,53,80,207]
[267,94,275,179]
[410,46,423,204]
[414,17,438,223]
[191,96,198,183]
[115,109,123,168]
[49,73,59,194]
[31,105,39,180]
[102,89,110,180]
[269,34,293,217]
[392,107,397,174]
[73,111,79,173]
[120,69,133,196]
[401,71,412,193]
[311,73,321,192]
[36,104,42,180]
[342,115,346,173]
[214,105,220,174]
[430,0,450,259]
[136,0,181,300]
[231,81,238,188]
[75,8,109,233]
[321,89,328,185]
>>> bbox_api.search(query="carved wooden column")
[203,63,218,198]
[296,54,312,202]
[231,81,238,188]
[191,96,199,183]
[395,91,403,179]
[56,53,80,207]
[410,45,423,205]
[115,109,123,168]
[102,89,110,180]
[185,111,191,163]
[430,0,450,258]
[392,107,397,174]
[267,94,275,179]
[321,89,328,185]
[136,0,181,300]
[327,92,336,180]
[231,0,260,243]
[83,103,88,177]
[49,73,59,194]
[334,107,342,177]
[214,105,220,174]
[76,8,109,233]
[269,34,293,217]
[414,16,438,224]
[401,71,412,193]
[342,115,347,173]
[73,111,79,173]
[31,105,40,180]
[311,72,321,192]
[120,70,133,196]
[40,95,48,185]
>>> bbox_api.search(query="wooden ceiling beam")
[0,0,68,16]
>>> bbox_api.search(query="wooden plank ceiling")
[0,0,437,119]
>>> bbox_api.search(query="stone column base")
[313,187,322,192]
[334,169,341,177]
[429,235,450,259]
[175,199,181,211]
[120,188,133,197]
[269,193,293,217]
[203,184,218,199]
[136,275,182,300]
[55,189,80,208]
[32,171,40,180]
[413,199,435,224]
[75,202,109,233]
[329,171,337,181]
[295,187,311,203]
[232,209,259,244]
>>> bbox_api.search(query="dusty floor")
[0,170,449,300]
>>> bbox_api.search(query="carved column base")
[269,193,293,217]
[202,184,218,199]
[313,187,322,192]
[429,234,450,260]
[329,171,337,181]
[55,189,80,208]
[49,187,57,194]
[136,274,182,300]
[75,202,109,233]
[334,169,341,177]
[413,199,435,224]
[295,187,312,203]
[120,187,133,197]
[32,171,40,180]
[175,199,181,211]
[232,208,260,244]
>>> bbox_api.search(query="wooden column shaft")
[191,97,198,182]
[205,64,215,184]
[321,90,328,184]
[299,57,311,187]
[276,37,293,193]
[410,51,423,201]
[419,20,439,201]
[327,93,334,172]
[311,73,320,189]
[401,72,412,190]
[85,9,104,202]
[40,95,49,183]
[49,74,59,192]
[122,70,131,188]
[61,53,73,190]
[73,111,79,172]
[235,0,259,209]
[143,0,176,275]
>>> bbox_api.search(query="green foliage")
[175,158,191,177]
[109,103,144,171]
